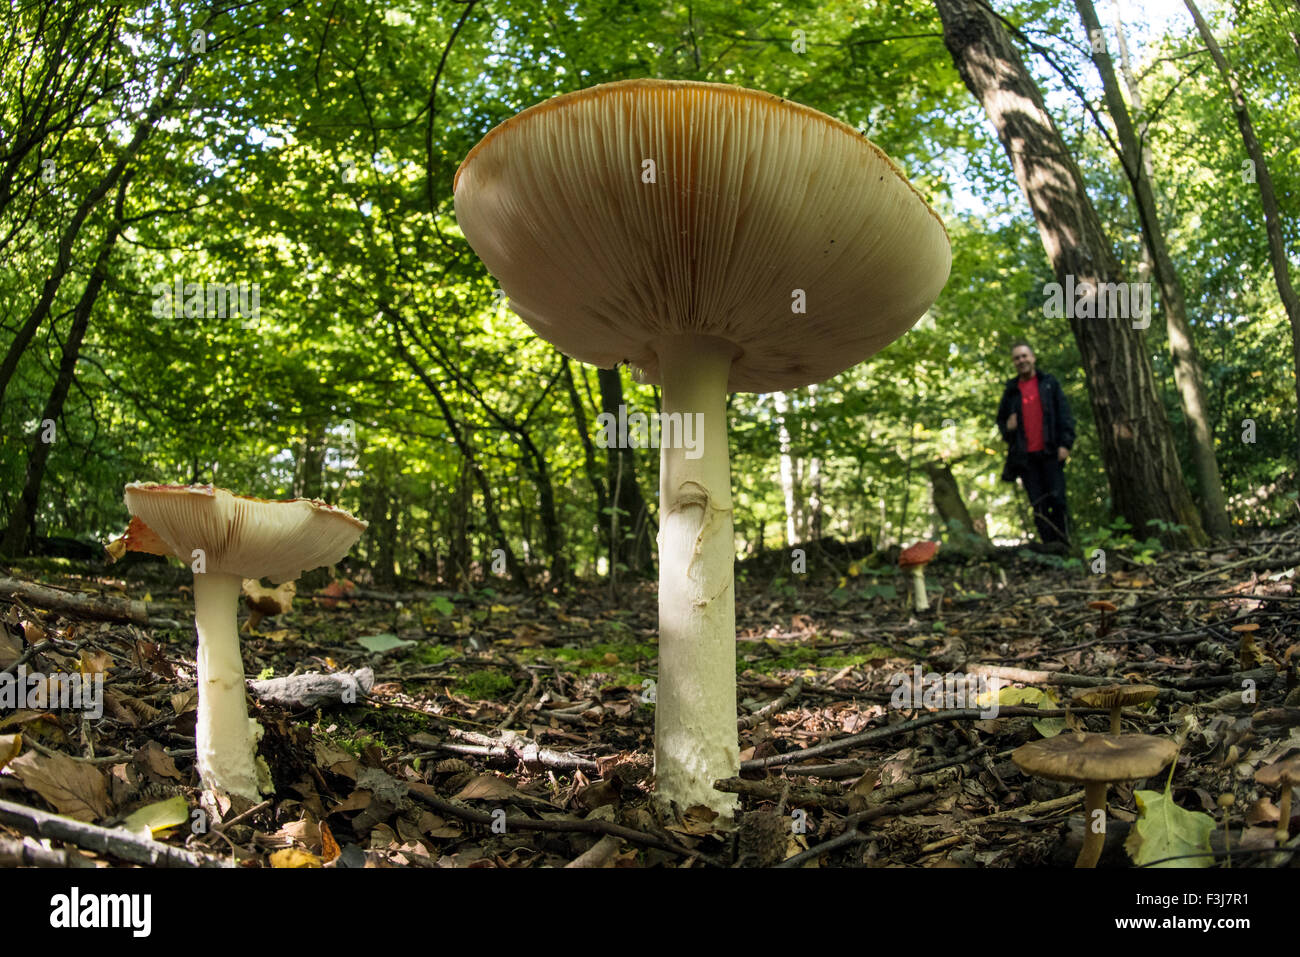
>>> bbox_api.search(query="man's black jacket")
[996,371,1075,482]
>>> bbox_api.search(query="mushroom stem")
[653,335,739,816]
[1077,780,1109,868]
[1109,707,1122,736]
[193,570,263,802]
[1278,786,1293,844]
[911,567,929,612]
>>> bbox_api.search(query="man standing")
[997,341,1075,547]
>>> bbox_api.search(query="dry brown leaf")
[453,775,525,802]
[0,628,23,669]
[319,819,341,863]
[9,749,111,822]
[170,689,198,716]
[77,649,113,677]
[133,741,183,781]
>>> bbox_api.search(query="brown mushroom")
[899,541,940,613]
[1072,683,1159,735]
[242,579,297,633]
[1012,732,1178,867]
[1254,753,1300,844]
[1087,599,1118,636]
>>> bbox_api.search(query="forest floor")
[1,529,1298,868]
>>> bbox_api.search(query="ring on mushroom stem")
[453,78,951,816]
[113,484,366,805]
[1012,732,1178,868]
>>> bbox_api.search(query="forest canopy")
[2,0,1297,582]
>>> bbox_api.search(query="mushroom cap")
[1255,753,1300,788]
[1229,623,1259,633]
[1071,683,1160,711]
[453,78,952,393]
[243,579,297,616]
[898,541,939,568]
[1087,600,1118,613]
[122,483,367,584]
[1012,732,1178,784]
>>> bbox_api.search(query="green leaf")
[1125,789,1215,868]
[993,686,1066,737]
[357,633,415,653]
[432,596,455,617]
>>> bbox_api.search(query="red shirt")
[1018,376,1045,452]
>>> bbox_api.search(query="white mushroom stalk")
[654,335,739,814]
[193,570,262,800]
[910,568,929,613]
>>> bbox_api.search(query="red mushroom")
[899,541,939,613]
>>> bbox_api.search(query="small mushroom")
[1087,599,1118,636]
[1012,732,1178,867]
[1072,683,1159,735]
[1254,753,1300,844]
[899,541,939,613]
[242,579,297,633]
[118,483,366,802]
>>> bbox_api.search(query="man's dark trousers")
[1021,451,1070,546]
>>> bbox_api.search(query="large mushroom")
[453,78,950,814]
[1013,732,1178,867]
[115,484,366,803]
[1071,683,1159,735]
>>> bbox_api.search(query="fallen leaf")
[134,741,183,781]
[170,689,198,716]
[453,775,525,803]
[1125,789,1215,868]
[356,633,415,654]
[269,847,322,868]
[9,750,111,822]
[0,733,20,770]
[122,795,190,836]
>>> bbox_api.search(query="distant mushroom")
[1254,753,1300,844]
[117,484,366,803]
[1012,732,1178,867]
[453,79,950,814]
[242,579,296,633]
[1071,683,1159,735]
[1087,599,1118,637]
[899,541,939,613]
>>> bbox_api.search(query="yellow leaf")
[0,734,20,771]
[269,848,322,868]
[122,795,190,836]
[490,604,511,614]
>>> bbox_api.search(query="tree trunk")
[596,367,656,575]
[933,0,1205,546]
[773,390,800,545]
[2,176,127,556]
[1185,0,1300,463]
[924,461,993,555]
[1078,0,1231,539]
[561,357,610,566]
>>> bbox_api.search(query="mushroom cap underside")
[454,78,952,393]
